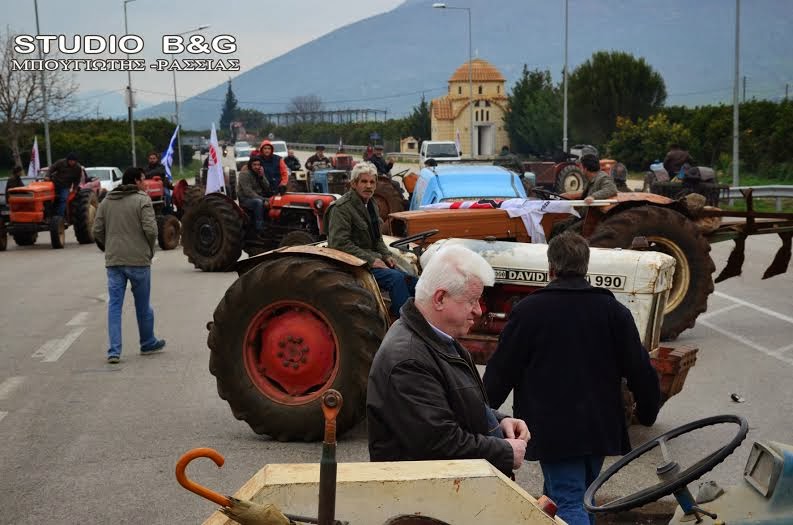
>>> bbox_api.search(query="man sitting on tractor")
[327,162,417,317]
[304,145,332,172]
[663,143,694,181]
[257,140,288,194]
[283,149,302,172]
[560,153,618,204]
[237,157,270,234]
[369,144,394,176]
[45,152,83,218]
[144,151,173,205]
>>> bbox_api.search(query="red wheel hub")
[243,301,338,405]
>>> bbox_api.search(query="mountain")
[138,0,793,130]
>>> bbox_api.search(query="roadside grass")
[0,159,202,182]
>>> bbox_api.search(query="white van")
[270,141,289,158]
[419,141,461,168]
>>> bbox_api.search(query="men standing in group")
[369,145,393,176]
[257,140,289,194]
[92,167,166,364]
[326,162,415,317]
[305,145,332,172]
[237,157,269,233]
[46,152,83,218]
[483,231,661,525]
[367,243,529,477]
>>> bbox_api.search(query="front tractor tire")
[181,194,243,271]
[50,216,65,249]
[157,214,181,250]
[0,222,7,251]
[71,190,99,244]
[588,205,715,341]
[557,164,585,194]
[209,256,387,441]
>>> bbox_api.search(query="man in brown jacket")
[93,167,165,364]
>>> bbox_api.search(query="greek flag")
[162,125,179,181]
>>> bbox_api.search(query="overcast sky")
[3,0,404,116]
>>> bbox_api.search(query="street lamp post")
[172,25,210,175]
[732,0,741,188]
[562,0,569,153]
[432,3,474,157]
[33,0,52,166]
[123,0,137,166]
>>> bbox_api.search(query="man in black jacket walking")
[367,244,529,477]
[483,231,660,525]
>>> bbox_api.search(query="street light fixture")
[123,0,137,166]
[172,25,211,175]
[432,3,474,157]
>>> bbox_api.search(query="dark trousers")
[54,185,70,217]
[540,455,605,525]
[371,268,417,316]
[241,197,265,231]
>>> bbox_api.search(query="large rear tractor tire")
[157,214,181,250]
[279,230,317,247]
[588,205,715,341]
[50,216,65,249]
[181,194,243,271]
[12,231,38,246]
[557,164,585,194]
[71,190,99,244]
[374,178,406,234]
[183,185,205,214]
[209,256,387,441]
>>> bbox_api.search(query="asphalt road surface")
[0,198,791,523]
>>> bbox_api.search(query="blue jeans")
[54,185,70,217]
[540,455,605,525]
[241,197,265,231]
[371,268,417,316]
[106,266,159,358]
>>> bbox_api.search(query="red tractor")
[1,179,98,250]
[181,191,338,271]
[140,176,182,250]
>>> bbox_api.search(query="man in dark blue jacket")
[483,231,660,525]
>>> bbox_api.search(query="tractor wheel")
[50,216,65,249]
[588,205,715,341]
[209,256,387,441]
[12,231,38,246]
[183,185,205,213]
[557,164,585,194]
[374,178,406,234]
[227,170,237,200]
[181,194,243,271]
[157,214,181,250]
[0,222,7,251]
[71,190,99,244]
[279,230,317,247]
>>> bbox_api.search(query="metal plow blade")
[762,231,792,280]
[715,236,746,283]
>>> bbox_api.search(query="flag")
[205,123,225,195]
[455,128,461,155]
[338,136,343,151]
[161,125,179,181]
[28,136,40,178]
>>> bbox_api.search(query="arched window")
[458,86,462,95]
[486,110,490,121]
[497,85,500,94]
[478,85,483,95]
[485,101,491,107]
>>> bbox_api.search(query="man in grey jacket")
[93,167,165,364]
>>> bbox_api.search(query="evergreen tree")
[405,95,431,142]
[219,80,239,138]
[504,67,562,156]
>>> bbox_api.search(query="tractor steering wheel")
[391,169,410,179]
[531,187,565,200]
[584,414,748,514]
[389,229,439,253]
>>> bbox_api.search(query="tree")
[504,67,562,156]
[568,51,666,146]
[404,95,431,142]
[0,30,77,167]
[219,80,238,137]
[606,114,693,170]
[235,108,269,133]
[287,95,324,123]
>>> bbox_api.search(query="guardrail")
[725,185,793,211]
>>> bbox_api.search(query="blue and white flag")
[162,125,179,181]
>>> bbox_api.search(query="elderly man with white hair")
[366,244,530,477]
[326,161,417,316]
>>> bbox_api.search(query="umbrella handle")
[175,447,232,508]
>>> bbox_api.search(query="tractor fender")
[601,192,692,219]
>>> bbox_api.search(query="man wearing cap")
[369,145,394,176]
[305,145,332,172]
[257,140,289,195]
[46,152,84,218]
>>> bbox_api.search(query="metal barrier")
[725,185,793,211]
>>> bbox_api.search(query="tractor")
[181,190,338,272]
[204,232,697,442]
[1,178,98,250]
[141,176,183,250]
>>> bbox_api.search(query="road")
[0,197,791,523]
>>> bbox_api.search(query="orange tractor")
[1,179,98,250]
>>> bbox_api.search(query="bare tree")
[286,94,324,123]
[0,30,77,167]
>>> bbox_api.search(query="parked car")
[409,164,528,209]
[84,167,123,201]
[234,146,253,171]
[270,140,288,158]
[419,140,462,168]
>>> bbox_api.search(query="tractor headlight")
[314,199,324,209]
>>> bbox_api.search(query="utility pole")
[785,83,789,101]
[33,0,52,166]
[742,75,746,102]
[123,0,137,166]
[732,0,740,188]
[562,0,569,153]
